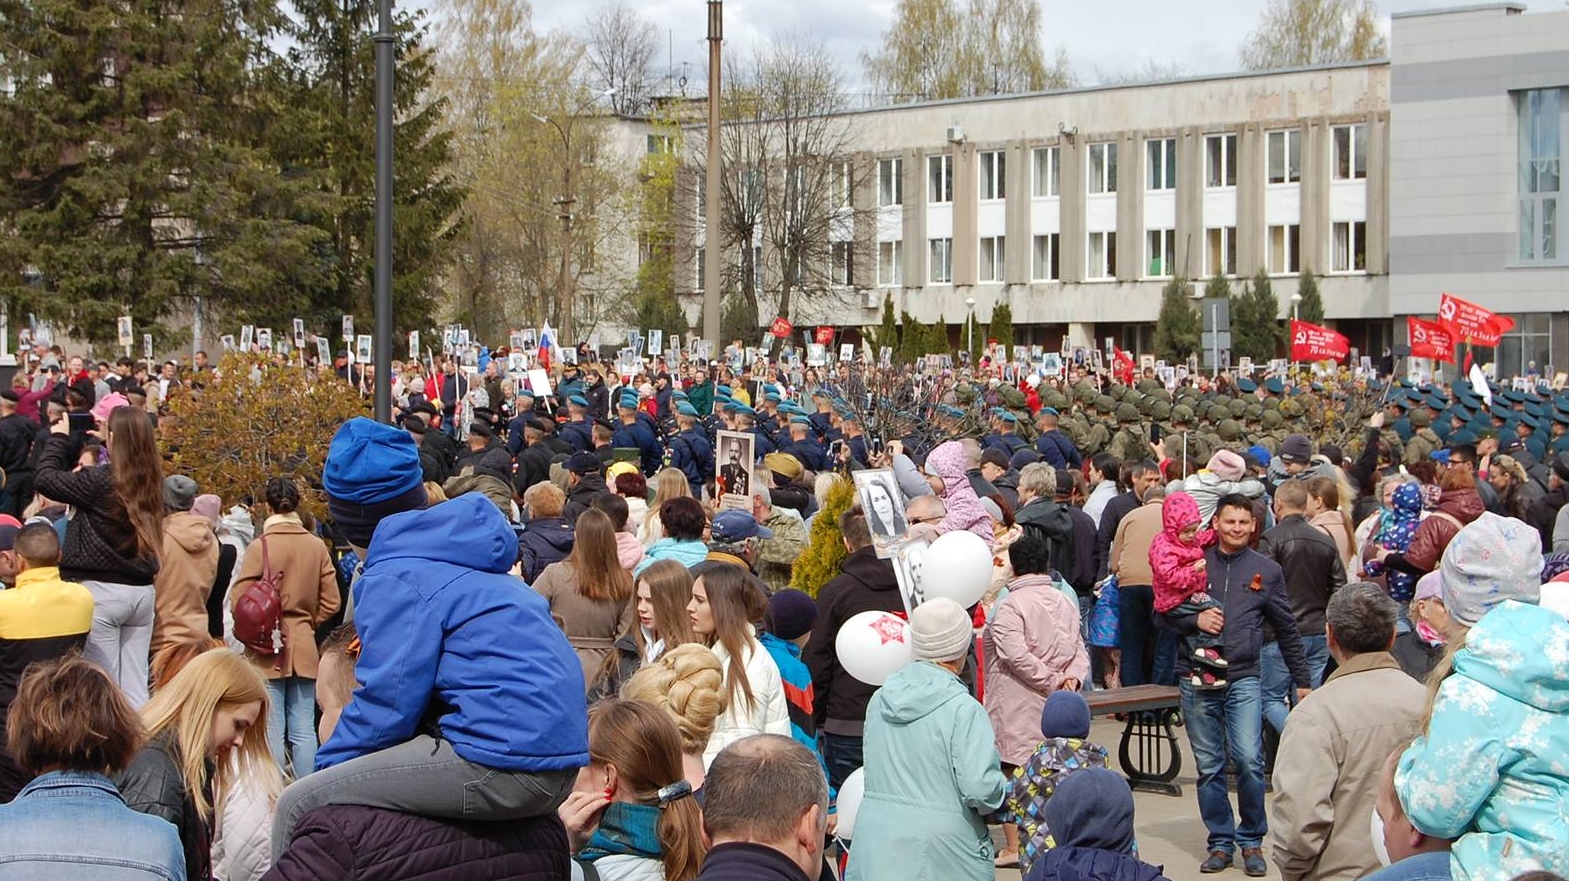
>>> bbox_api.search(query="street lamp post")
[1290,291,1303,373]
[372,0,395,422]
[965,297,976,360]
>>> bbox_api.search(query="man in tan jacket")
[1268,582,1426,881]
[152,474,218,656]
[1106,482,1166,687]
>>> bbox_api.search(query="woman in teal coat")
[846,598,1007,881]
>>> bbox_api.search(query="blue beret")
[764,391,783,402]
[675,402,699,417]
[789,415,811,425]
[1039,407,1059,417]
[568,394,589,407]
[1264,377,1285,395]
[1237,378,1258,393]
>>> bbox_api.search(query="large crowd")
[0,335,1565,881]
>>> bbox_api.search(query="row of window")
[881,125,1370,207]
[874,221,1367,286]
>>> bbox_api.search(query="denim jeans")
[266,677,319,778]
[1181,676,1267,854]
[81,580,156,710]
[272,735,576,862]
[1117,585,1178,687]
[823,733,863,792]
[1259,635,1329,734]
[1360,852,1452,881]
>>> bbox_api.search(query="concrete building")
[676,62,1393,357]
[1390,2,1569,373]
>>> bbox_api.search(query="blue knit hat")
[324,417,427,547]
[1039,690,1091,739]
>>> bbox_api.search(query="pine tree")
[1153,277,1201,363]
[989,301,1014,351]
[0,0,328,345]
[868,294,899,355]
[897,310,923,365]
[274,0,464,334]
[928,315,950,355]
[1232,270,1283,362]
[1296,267,1325,325]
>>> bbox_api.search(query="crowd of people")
[0,335,1565,881]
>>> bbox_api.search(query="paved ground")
[988,717,1286,881]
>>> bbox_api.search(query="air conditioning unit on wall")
[946,125,965,144]
[863,288,880,309]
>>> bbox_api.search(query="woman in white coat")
[687,564,788,767]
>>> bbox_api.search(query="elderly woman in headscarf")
[925,439,996,543]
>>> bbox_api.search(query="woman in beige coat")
[533,507,635,689]
[1306,476,1357,574]
[231,477,340,777]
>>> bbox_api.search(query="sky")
[407,0,1445,93]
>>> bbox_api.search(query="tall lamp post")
[965,297,976,360]
[701,0,723,352]
[1290,290,1303,373]
[372,0,395,422]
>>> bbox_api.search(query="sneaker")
[1242,847,1268,877]
[1200,850,1234,874]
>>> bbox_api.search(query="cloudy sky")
[409,0,1443,91]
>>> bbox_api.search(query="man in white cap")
[844,598,1007,881]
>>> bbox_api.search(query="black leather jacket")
[1257,513,1347,637]
[115,732,211,881]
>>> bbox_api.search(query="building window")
[1519,88,1561,262]
[1031,234,1059,281]
[695,246,705,289]
[1032,146,1059,198]
[830,241,854,286]
[877,240,904,286]
[831,161,851,210]
[878,158,903,207]
[1146,228,1175,278]
[1146,138,1176,191]
[929,237,953,283]
[646,134,673,154]
[979,236,1005,282]
[750,244,763,290]
[1267,129,1301,184]
[928,154,953,204]
[1333,124,1368,181]
[1332,221,1366,272]
[1268,224,1301,274]
[979,150,1006,201]
[1088,231,1117,279]
[1206,133,1238,188]
[1089,142,1118,195]
[1492,313,1552,378]
[1206,227,1237,276]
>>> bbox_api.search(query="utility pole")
[372,0,395,422]
[556,178,576,351]
[701,0,723,352]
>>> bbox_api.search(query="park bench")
[1085,685,1183,797]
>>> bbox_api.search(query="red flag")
[814,326,835,346]
[1438,293,1514,346]
[1112,346,1136,384]
[1290,319,1350,362]
[1407,316,1456,363]
[769,316,793,339]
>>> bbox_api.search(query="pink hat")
[1207,449,1247,482]
[191,494,222,526]
[91,392,130,423]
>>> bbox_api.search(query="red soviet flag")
[1407,316,1456,363]
[1112,346,1136,384]
[1438,293,1514,346]
[1290,319,1350,362]
[814,326,835,346]
[769,316,793,339]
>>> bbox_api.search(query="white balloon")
[1541,581,1569,620]
[835,767,866,840]
[918,530,993,608]
[835,610,914,686]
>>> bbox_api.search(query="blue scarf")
[578,802,663,863]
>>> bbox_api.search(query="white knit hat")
[910,598,972,662]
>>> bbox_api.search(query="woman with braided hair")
[622,643,727,791]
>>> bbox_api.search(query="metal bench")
[1085,685,1183,797]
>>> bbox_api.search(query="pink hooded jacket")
[925,441,996,544]
[1150,491,1215,614]
[981,573,1091,764]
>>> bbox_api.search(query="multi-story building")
[1390,2,1569,373]
[675,61,1394,357]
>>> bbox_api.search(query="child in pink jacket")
[1150,491,1226,688]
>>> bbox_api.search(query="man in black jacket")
[801,509,903,790]
[1094,459,1161,579]
[561,453,609,525]
[1159,494,1310,878]
[0,391,36,518]
[698,735,827,881]
[1256,480,1344,735]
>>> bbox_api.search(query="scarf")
[577,802,664,864]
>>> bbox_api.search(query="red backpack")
[233,538,285,665]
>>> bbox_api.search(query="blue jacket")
[318,494,588,773]
[1395,600,1569,881]
[846,661,1007,881]
[668,428,713,494]
[1025,848,1170,881]
[611,419,663,476]
[1158,545,1309,686]
[633,538,708,576]
[0,770,185,880]
[759,632,816,752]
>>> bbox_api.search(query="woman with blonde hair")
[589,559,697,702]
[558,700,706,881]
[623,643,727,790]
[116,648,280,881]
[534,507,636,688]
[1305,475,1357,574]
[641,468,694,547]
[687,565,788,767]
